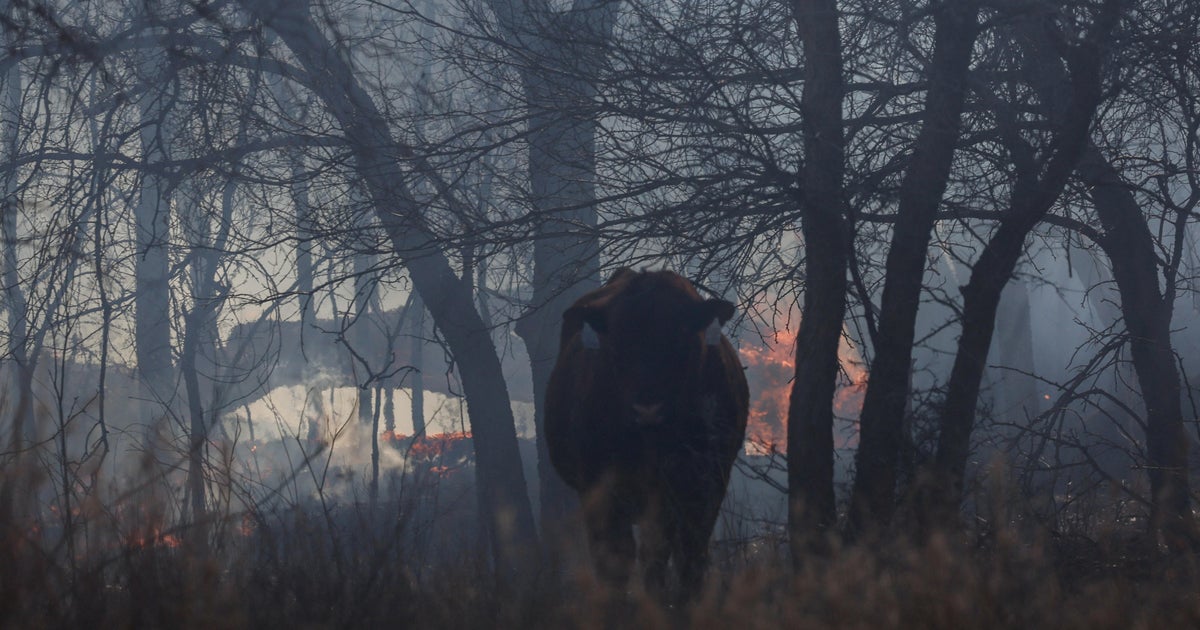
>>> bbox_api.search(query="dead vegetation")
[1,447,1196,630]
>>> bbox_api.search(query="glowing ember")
[127,527,182,549]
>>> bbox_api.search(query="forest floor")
[3,496,1198,630]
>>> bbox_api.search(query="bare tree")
[786,0,850,556]
[236,0,539,572]
[924,0,1123,530]
[849,1,983,536]
[1014,1,1196,545]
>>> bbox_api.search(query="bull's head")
[566,271,735,425]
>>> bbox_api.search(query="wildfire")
[383,430,474,478]
[738,311,868,455]
[739,329,795,454]
[127,525,182,549]
[409,431,472,460]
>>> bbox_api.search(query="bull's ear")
[564,305,608,334]
[687,298,736,332]
[708,299,736,324]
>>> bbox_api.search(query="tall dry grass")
[3,470,1198,629]
[1,412,1197,629]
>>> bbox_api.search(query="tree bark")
[240,0,539,571]
[787,0,848,559]
[849,2,981,536]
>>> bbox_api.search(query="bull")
[545,268,749,597]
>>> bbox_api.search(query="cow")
[545,268,749,598]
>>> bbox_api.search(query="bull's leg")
[638,494,671,599]
[583,488,636,588]
[669,474,725,600]
[674,506,715,598]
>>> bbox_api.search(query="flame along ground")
[125,318,870,550]
[381,430,474,478]
[371,319,871,461]
[738,316,867,455]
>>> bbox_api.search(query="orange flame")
[739,329,795,455]
[127,526,182,549]
[409,431,472,459]
[739,310,868,455]
[384,431,474,478]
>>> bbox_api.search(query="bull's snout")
[632,402,664,425]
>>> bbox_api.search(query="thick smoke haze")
[1,0,1198,624]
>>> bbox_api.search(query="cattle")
[545,268,749,598]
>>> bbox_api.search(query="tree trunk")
[384,387,395,434]
[1082,150,1194,547]
[180,305,211,553]
[241,0,538,571]
[0,0,34,449]
[293,159,325,441]
[787,0,848,558]
[263,31,325,441]
[848,3,981,536]
[179,87,256,551]
[133,14,177,448]
[928,0,1117,530]
[354,249,374,428]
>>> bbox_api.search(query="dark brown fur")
[545,268,749,597]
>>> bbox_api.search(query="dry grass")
[3,487,1198,630]
[1,439,1197,630]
